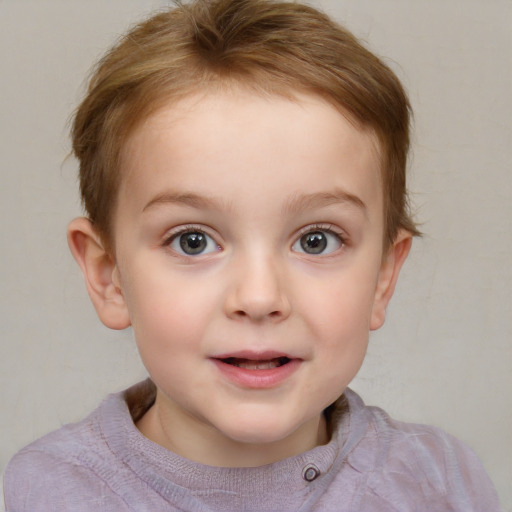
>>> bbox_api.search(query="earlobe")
[370,230,412,331]
[67,217,131,330]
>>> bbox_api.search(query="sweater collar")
[100,379,369,511]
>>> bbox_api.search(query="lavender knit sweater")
[4,380,501,511]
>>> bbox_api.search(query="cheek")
[300,269,379,333]
[127,287,205,388]
[122,257,207,322]
[130,291,200,344]
[312,292,371,401]
[121,264,220,357]
[295,265,379,392]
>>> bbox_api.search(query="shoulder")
[4,392,132,512]
[337,389,502,511]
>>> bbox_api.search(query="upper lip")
[211,350,299,361]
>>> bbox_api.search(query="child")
[4,0,501,510]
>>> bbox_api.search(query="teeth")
[224,357,289,370]
[235,360,280,370]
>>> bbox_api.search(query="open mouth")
[211,353,300,387]
[220,356,291,370]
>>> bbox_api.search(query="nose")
[224,252,291,322]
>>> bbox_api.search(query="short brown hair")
[71,0,419,250]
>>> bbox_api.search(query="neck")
[136,392,329,467]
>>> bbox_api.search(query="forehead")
[118,90,383,220]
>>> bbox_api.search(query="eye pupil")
[301,231,327,254]
[180,232,207,254]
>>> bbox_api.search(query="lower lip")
[211,359,301,389]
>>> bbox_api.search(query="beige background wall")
[1,1,511,509]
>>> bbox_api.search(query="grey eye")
[170,231,219,256]
[292,230,342,255]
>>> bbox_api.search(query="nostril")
[225,287,291,321]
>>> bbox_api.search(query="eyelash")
[297,224,347,243]
[297,224,345,239]
[293,224,347,254]
[162,224,221,256]
[162,225,211,246]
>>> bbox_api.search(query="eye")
[168,230,220,256]
[292,229,343,255]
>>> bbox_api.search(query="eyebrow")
[142,188,366,216]
[283,189,367,216]
[142,192,231,213]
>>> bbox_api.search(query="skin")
[68,90,411,468]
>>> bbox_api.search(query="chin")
[217,412,306,446]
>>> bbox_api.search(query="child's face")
[106,90,407,462]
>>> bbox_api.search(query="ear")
[67,217,131,330]
[370,229,412,331]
